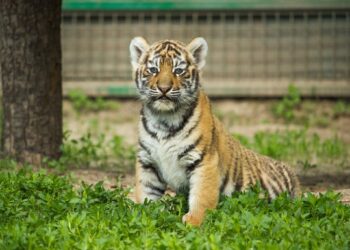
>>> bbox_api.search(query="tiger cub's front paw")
[182,212,204,227]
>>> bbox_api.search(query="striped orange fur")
[130,37,300,226]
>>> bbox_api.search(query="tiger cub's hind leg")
[135,161,167,203]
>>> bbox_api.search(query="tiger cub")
[130,37,299,226]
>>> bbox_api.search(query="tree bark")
[0,1,62,164]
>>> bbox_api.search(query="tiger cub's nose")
[158,85,172,94]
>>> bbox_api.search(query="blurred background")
[56,0,350,194]
[62,0,350,97]
[1,1,348,194]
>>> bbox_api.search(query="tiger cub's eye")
[174,68,184,75]
[149,67,158,74]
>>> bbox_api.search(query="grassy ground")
[1,88,350,249]
[0,169,349,249]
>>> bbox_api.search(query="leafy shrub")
[333,100,350,118]
[272,84,301,122]
[0,170,349,249]
[44,132,136,172]
[68,89,119,112]
[110,135,136,170]
[0,157,17,171]
[233,129,348,166]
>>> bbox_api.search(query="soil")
[63,99,350,204]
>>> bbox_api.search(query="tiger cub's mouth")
[150,94,178,112]
[156,95,172,101]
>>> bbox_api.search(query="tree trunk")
[0,0,62,164]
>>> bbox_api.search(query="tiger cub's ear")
[129,37,149,71]
[187,37,208,70]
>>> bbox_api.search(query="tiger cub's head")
[129,37,208,112]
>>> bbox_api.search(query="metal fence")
[62,9,350,97]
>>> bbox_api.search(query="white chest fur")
[149,138,189,191]
[138,106,202,192]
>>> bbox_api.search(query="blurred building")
[62,0,350,97]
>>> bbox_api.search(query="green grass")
[0,170,349,249]
[234,129,349,168]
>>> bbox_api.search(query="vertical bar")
[276,12,281,80]
[72,12,79,78]
[262,12,267,80]
[180,12,186,43]
[236,12,241,81]
[139,12,145,38]
[304,12,309,80]
[248,12,254,79]
[209,12,215,79]
[112,12,118,79]
[318,11,323,81]
[165,12,171,39]
[86,12,92,79]
[151,12,157,43]
[332,11,337,80]
[290,12,295,81]
[98,12,103,79]
[220,12,226,79]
